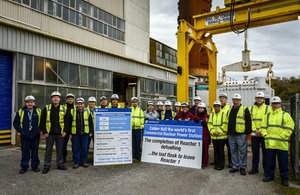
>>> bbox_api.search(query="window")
[88,67,96,88]
[70,9,76,24]
[56,4,62,17]
[39,0,45,11]
[32,85,45,107]
[23,0,30,6]
[80,66,88,86]
[34,57,44,81]
[18,84,31,108]
[31,0,38,9]
[70,0,75,8]
[57,61,68,84]
[63,0,69,6]
[69,63,79,86]
[46,59,58,84]
[48,1,54,15]
[103,71,111,89]
[63,7,69,21]
[96,70,103,89]
[18,54,32,81]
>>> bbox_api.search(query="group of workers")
[13,90,295,186]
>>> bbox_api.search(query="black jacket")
[13,106,41,139]
[68,108,93,135]
[228,105,252,135]
[65,103,75,134]
[40,104,67,135]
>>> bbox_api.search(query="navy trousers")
[72,135,89,164]
[132,129,142,159]
[20,136,40,168]
[251,136,267,171]
[265,149,289,180]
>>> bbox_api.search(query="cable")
[230,0,251,34]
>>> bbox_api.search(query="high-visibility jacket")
[161,110,176,120]
[249,103,271,132]
[87,106,96,124]
[228,105,247,133]
[19,108,41,129]
[46,104,65,134]
[70,108,90,134]
[221,103,230,113]
[261,108,294,151]
[130,106,144,130]
[108,103,122,108]
[208,110,228,140]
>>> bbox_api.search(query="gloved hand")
[184,118,190,122]
[178,118,182,121]
[193,118,200,123]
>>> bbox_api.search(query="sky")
[150,0,300,80]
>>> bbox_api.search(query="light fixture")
[204,33,210,37]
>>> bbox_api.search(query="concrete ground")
[0,146,297,195]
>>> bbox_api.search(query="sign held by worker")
[94,108,132,166]
[142,120,203,169]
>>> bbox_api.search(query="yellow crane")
[177,0,300,110]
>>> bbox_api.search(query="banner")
[141,120,203,169]
[94,108,132,166]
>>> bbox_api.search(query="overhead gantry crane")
[177,0,300,110]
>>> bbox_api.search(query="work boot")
[82,163,89,168]
[210,162,215,166]
[32,167,40,172]
[281,179,289,187]
[73,164,79,169]
[19,167,27,174]
[42,168,49,174]
[229,168,239,173]
[57,165,67,170]
[240,168,246,176]
[263,177,274,182]
[249,169,258,175]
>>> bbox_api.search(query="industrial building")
[0,0,196,145]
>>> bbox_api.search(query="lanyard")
[26,109,33,130]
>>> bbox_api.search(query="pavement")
[0,145,289,195]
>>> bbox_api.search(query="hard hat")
[213,100,221,106]
[174,102,181,107]
[111,94,119,100]
[219,93,228,99]
[66,93,75,98]
[271,96,282,104]
[88,96,96,102]
[198,102,206,108]
[164,101,172,106]
[24,95,35,102]
[193,96,201,101]
[157,101,164,106]
[131,97,139,102]
[255,92,265,98]
[147,101,154,106]
[100,96,107,101]
[232,93,242,100]
[76,97,84,103]
[51,91,61,97]
[181,102,189,107]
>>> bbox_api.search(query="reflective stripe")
[282,126,293,132]
[208,122,213,124]
[236,122,245,125]
[220,127,225,133]
[265,137,288,142]
[253,118,262,121]
[236,116,244,119]
[223,122,228,124]
[265,105,269,115]
[209,128,214,132]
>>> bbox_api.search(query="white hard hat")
[198,102,206,108]
[131,97,139,102]
[174,102,181,107]
[111,94,119,100]
[66,93,75,98]
[255,92,265,98]
[213,100,221,106]
[194,96,201,101]
[51,91,61,97]
[88,96,96,102]
[24,95,35,102]
[164,101,172,106]
[219,93,228,99]
[147,101,154,106]
[100,96,107,101]
[232,93,242,100]
[76,97,84,103]
[157,101,164,106]
[181,102,189,107]
[271,96,282,104]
